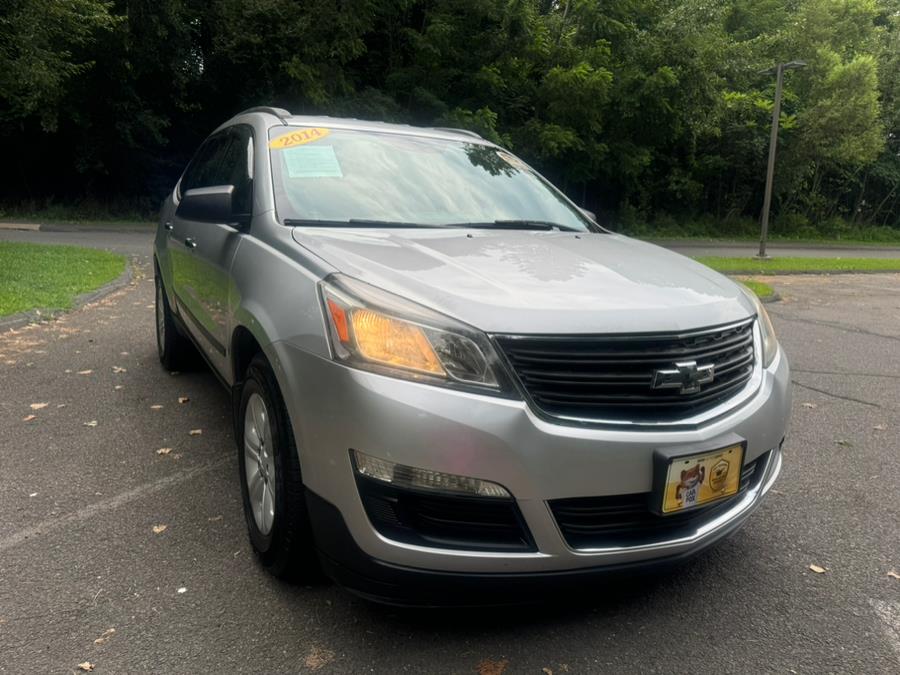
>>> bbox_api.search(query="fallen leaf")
[809,564,827,574]
[189,429,202,436]
[801,402,817,409]
[77,369,93,375]
[22,414,37,422]
[477,659,509,675]
[112,366,127,373]
[93,628,116,645]
[78,663,94,672]
[150,404,163,410]
[304,645,336,671]
[152,524,167,534]
[156,447,173,456]
[178,396,189,404]
[84,420,98,427]
[177,587,187,594]
[873,424,887,431]
[888,570,900,580]
[29,402,48,410]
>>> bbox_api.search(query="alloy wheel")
[243,392,276,535]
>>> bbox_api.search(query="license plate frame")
[652,442,747,516]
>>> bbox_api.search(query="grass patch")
[740,279,775,299]
[696,256,900,274]
[0,242,126,318]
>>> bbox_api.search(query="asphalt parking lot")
[0,231,898,673]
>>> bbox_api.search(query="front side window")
[180,133,234,195]
[268,127,594,231]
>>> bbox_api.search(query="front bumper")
[307,450,781,605]
[271,336,790,586]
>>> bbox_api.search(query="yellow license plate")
[661,444,745,514]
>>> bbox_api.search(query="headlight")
[319,274,514,395]
[740,286,779,368]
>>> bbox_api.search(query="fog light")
[350,449,511,498]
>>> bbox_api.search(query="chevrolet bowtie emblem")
[651,361,715,395]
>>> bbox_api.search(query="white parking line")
[0,459,228,553]
[870,598,900,660]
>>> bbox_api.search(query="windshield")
[268,126,594,231]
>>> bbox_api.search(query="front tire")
[236,353,318,580]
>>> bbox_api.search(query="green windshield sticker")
[284,145,343,178]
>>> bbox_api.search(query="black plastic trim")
[305,489,741,607]
[354,473,536,553]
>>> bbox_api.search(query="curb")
[0,262,134,334]
[0,221,156,233]
[40,223,155,233]
[0,222,41,231]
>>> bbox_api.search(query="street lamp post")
[758,60,806,258]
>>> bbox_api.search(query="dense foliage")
[1,0,898,235]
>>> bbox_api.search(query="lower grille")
[495,319,756,423]
[550,454,766,550]
[357,476,535,552]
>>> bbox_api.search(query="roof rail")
[429,126,484,140]
[236,106,292,125]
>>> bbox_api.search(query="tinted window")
[224,126,253,214]
[180,133,234,194]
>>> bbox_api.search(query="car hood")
[291,228,755,334]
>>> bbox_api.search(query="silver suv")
[154,107,791,604]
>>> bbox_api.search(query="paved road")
[1,231,899,673]
[2,226,899,260]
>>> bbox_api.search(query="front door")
[179,126,254,375]
[171,128,250,375]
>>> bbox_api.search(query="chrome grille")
[494,319,755,422]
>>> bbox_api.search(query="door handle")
[164,221,173,231]
[185,237,197,249]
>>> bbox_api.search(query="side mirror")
[579,207,597,223]
[177,185,244,225]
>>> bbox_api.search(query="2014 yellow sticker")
[269,127,330,150]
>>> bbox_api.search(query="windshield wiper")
[285,218,445,228]
[445,220,582,232]
[285,218,584,232]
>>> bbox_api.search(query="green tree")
[0,0,118,130]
